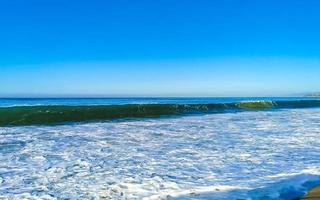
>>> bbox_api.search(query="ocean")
[0,97,320,199]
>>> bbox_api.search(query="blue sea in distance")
[1,97,320,199]
[0,97,319,107]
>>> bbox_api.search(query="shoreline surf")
[1,108,320,199]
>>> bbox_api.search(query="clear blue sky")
[1,0,319,97]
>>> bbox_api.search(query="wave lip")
[236,100,275,109]
[1,100,320,126]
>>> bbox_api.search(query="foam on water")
[0,108,320,199]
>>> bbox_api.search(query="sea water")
[0,97,319,107]
[0,98,320,199]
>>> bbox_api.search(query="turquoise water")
[0,98,320,199]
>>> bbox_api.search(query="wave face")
[1,100,320,126]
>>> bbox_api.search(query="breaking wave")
[1,100,320,126]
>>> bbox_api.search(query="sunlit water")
[1,108,320,199]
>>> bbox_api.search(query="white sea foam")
[144,185,245,200]
[0,109,320,199]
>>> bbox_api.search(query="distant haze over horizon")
[0,92,317,98]
[1,0,320,96]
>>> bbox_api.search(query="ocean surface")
[1,97,320,199]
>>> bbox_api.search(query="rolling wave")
[1,100,320,126]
